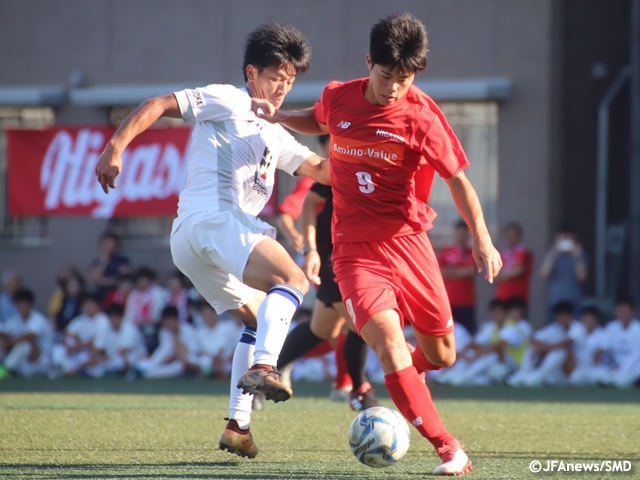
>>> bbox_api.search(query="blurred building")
[0,0,635,325]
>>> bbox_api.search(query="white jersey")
[196,320,243,357]
[532,320,581,344]
[2,310,53,354]
[172,84,313,232]
[66,313,108,344]
[475,319,531,348]
[571,324,605,367]
[93,320,146,359]
[598,318,640,366]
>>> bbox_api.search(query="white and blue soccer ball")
[348,406,411,468]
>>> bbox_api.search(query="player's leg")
[237,237,308,402]
[524,348,568,386]
[359,309,471,475]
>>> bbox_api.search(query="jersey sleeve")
[275,127,314,176]
[420,115,469,179]
[313,81,341,126]
[474,324,494,346]
[173,84,249,124]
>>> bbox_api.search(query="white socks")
[253,284,303,367]
[229,327,256,430]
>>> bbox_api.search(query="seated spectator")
[166,271,190,324]
[125,267,169,353]
[195,302,243,378]
[51,294,107,375]
[47,265,85,318]
[85,303,146,378]
[495,222,533,305]
[53,275,85,333]
[568,306,606,386]
[101,274,134,310]
[591,298,640,389]
[135,306,201,379]
[540,226,588,322]
[0,270,21,324]
[507,301,581,387]
[0,289,52,378]
[437,298,532,386]
[88,230,131,301]
[438,220,478,334]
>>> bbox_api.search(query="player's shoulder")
[322,78,366,99]
[405,85,439,116]
[198,83,244,96]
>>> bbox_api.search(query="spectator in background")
[591,298,640,389]
[0,270,21,323]
[508,301,580,387]
[88,231,131,301]
[438,220,478,334]
[166,271,190,324]
[47,265,86,318]
[53,275,85,332]
[0,289,52,378]
[101,274,134,310]
[124,267,169,353]
[86,303,146,378]
[195,302,244,378]
[438,298,531,386]
[276,135,330,253]
[495,222,533,305]
[135,306,201,379]
[568,306,606,386]
[51,294,107,376]
[540,226,588,322]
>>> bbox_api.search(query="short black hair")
[318,134,330,146]
[243,22,311,82]
[581,305,602,320]
[161,305,180,320]
[81,293,101,306]
[552,301,575,316]
[99,229,120,244]
[615,297,636,309]
[455,219,468,230]
[135,266,156,282]
[506,297,527,311]
[13,288,34,304]
[488,298,506,311]
[105,303,125,317]
[369,13,428,73]
[504,222,523,237]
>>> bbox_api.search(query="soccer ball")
[348,406,411,468]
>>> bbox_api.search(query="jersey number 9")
[356,171,375,194]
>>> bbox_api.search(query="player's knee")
[430,348,456,368]
[373,338,411,373]
[285,270,309,296]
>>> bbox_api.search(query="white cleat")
[433,448,473,476]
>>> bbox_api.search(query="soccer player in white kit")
[95,22,329,458]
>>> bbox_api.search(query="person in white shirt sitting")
[508,301,581,387]
[135,306,201,379]
[85,303,147,378]
[437,298,532,386]
[567,306,605,386]
[51,294,108,375]
[0,289,53,378]
[591,298,640,389]
[195,302,243,378]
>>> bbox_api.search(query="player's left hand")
[472,234,502,284]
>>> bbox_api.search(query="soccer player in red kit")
[256,13,501,476]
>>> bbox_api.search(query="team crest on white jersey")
[337,120,351,129]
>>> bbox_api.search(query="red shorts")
[333,232,453,337]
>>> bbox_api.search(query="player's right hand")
[251,98,278,123]
[95,145,122,194]
[301,250,321,285]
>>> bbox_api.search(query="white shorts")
[170,210,275,313]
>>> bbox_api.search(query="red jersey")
[438,244,476,307]
[314,79,469,243]
[495,244,533,302]
[278,176,315,220]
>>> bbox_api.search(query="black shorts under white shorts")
[315,259,342,307]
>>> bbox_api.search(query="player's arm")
[446,171,502,283]
[95,94,182,194]
[253,100,329,135]
[277,213,303,253]
[295,154,330,185]
[300,190,325,284]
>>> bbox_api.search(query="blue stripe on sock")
[269,284,303,308]
[239,327,257,345]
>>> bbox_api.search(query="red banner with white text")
[6,127,278,218]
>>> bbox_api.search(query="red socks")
[384,366,455,449]
[333,335,353,391]
[411,343,444,372]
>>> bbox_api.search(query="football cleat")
[219,419,258,459]
[349,383,380,411]
[434,441,473,476]
[237,365,292,403]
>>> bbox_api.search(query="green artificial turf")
[0,379,638,479]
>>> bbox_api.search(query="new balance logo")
[336,120,351,129]
[412,416,423,427]
[375,129,405,143]
[446,317,453,329]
